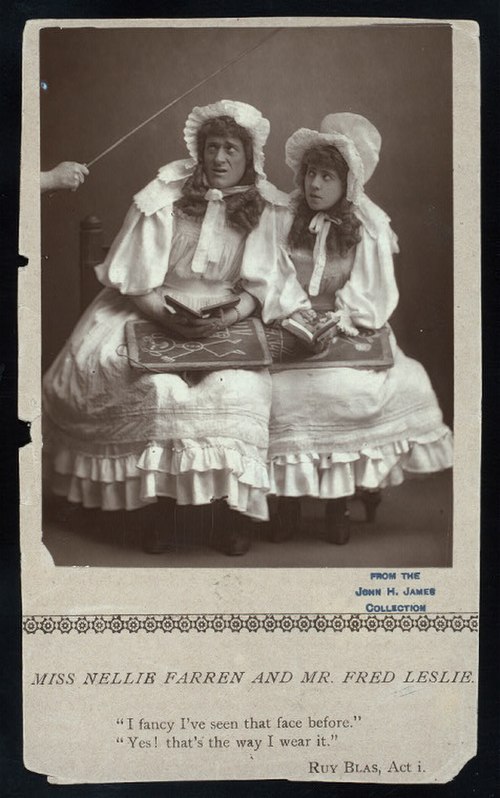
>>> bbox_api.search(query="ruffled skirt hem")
[269,428,453,498]
[46,437,270,521]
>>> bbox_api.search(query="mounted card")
[19,17,480,786]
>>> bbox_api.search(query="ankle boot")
[325,498,350,545]
[360,489,382,523]
[141,498,176,554]
[211,501,251,556]
[268,497,301,543]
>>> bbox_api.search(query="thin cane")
[85,29,282,170]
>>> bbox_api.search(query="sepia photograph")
[40,23,454,569]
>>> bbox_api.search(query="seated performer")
[269,113,453,543]
[43,100,308,556]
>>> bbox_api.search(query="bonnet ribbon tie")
[191,186,249,275]
[308,212,341,296]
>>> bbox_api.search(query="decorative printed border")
[23,613,478,635]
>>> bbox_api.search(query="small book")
[163,293,241,319]
[281,311,338,349]
[266,324,394,371]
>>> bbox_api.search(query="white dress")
[43,164,306,521]
[269,210,453,498]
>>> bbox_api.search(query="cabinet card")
[20,17,479,785]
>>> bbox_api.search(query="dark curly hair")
[288,144,362,256]
[174,116,265,234]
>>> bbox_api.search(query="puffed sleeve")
[239,204,311,323]
[334,219,399,329]
[94,203,174,296]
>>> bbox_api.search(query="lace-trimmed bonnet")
[135,99,288,215]
[285,113,382,205]
[184,99,270,180]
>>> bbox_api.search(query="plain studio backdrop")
[40,24,453,426]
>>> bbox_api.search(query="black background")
[1,1,498,797]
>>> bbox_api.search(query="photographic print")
[39,23,453,568]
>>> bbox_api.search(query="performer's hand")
[178,316,223,340]
[159,308,198,339]
[137,295,243,340]
[313,325,337,352]
[219,307,240,328]
[168,309,239,340]
[41,162,89,193]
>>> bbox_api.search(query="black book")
[163,293,241,319]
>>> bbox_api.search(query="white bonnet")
[183,99,270,179]
[285,112,382,205]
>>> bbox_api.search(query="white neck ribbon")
[308,211,340,296]
[191,186,249,275]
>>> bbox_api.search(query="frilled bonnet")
[135,99,288,215]
[183,99,271,180]
[285,113,382,205]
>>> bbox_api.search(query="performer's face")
[203,135,247,188]
[304,165,344,212]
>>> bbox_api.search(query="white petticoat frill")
[45,427,270,521]
[269,426,453,499]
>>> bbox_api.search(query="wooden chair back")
[79,215,109,310]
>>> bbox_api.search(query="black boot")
[360,489,382,522]
[268,497,301,543]
[211,501,251,556]
[141,498,176,554]
[325,498,350,545]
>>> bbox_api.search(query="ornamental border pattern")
[22,613,478,635]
